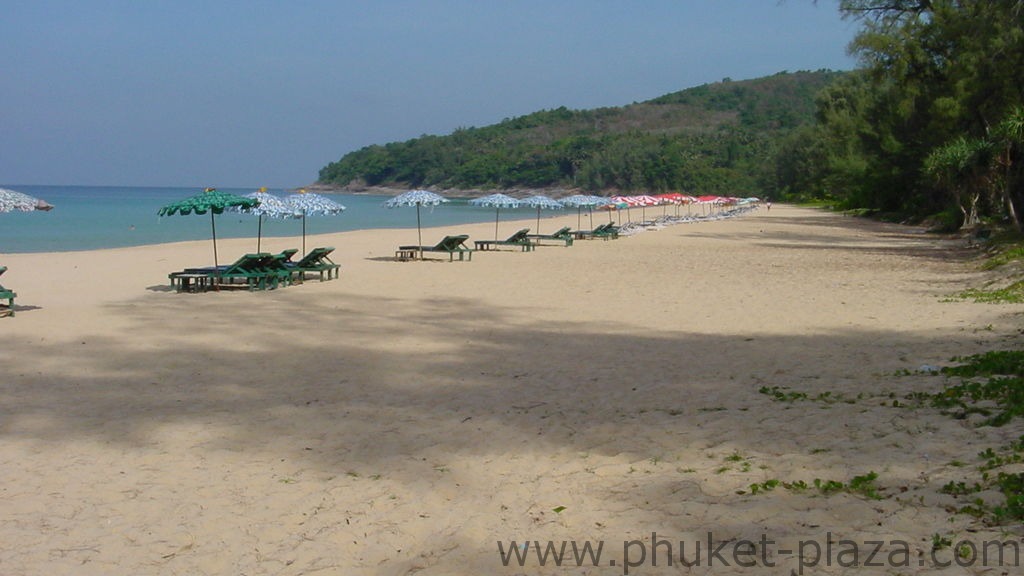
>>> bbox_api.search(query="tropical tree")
[923,136,995,229]
[791,1,1024,222]
[992,107,1024,230]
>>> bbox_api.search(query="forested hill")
[317,70,846,196]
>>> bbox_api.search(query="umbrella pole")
[577,207,582,231]
[257,215,263,253]
[416,204,423,260]
[494,208,500,241]
[302,214,307,255]
[211,211,221,289]
[536,207,541,235]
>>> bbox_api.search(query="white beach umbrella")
[384,189,449,260]
[469,193,521,241]
[0,188,54,213]
[1,188,53,264]
[230,188,302,253]
[560,194,606,229]
[283,190,347,255]
[519,195,563,235]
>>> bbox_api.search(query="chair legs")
[0,294,14,317]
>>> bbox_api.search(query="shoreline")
[0,185,606,255]
[3,204,1022,575]
[0,210,574,258]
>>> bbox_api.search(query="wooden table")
[170,273,211,293]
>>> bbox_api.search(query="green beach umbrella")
[158,187,259,282]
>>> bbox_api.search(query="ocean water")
[0,185,561,253]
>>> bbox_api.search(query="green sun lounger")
[572,222,605,239]
[397,235,474,261]
[276,248,300,263]
[170,253,273,292]
[249,250,299,287]
[285,247,340,281]
[592,223,619,239]
[573,222,619,240]
[527,226,574,247]
[0,266,15,317]
[474,228,535,252]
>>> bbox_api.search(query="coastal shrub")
[925,208,961,233]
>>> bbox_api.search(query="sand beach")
[2,204,1022,575]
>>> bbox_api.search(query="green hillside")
[317,70,846,196]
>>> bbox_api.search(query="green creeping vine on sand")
[757,385,865,405]
[926,350,1024,523]
[744,472,884,500]
[753,350,1024,524]
[933,351,1024,427]
[953,281,1024,304]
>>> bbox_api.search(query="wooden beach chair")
[473,228,535,252]
[0,266,15,317]
[285,247,340,281]
[397,235,474,261]
[527,226,574,247]
[574,222,619,240]
[170,253,272,292]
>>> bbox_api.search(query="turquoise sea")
[0,185,553,253]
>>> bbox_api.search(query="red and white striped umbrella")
[654,193,685,205]
[610,195,640,206]
[630,194,662,206]
[613,195,661,221]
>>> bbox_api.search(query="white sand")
[2,205,1022,575]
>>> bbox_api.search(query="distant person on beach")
[765,198,771,211]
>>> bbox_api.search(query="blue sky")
[2,1,859,188]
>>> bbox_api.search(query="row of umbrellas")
[156,188,451,269]
[156,188,347,274]
[155,188,754,268]
[1,186,749,271]
[385,190,601,259]
[467,193,573,241]
[464,192,756,236]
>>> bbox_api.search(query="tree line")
[320,1,1024,230]
[318,71,842,197]
[773,0,1024,230]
